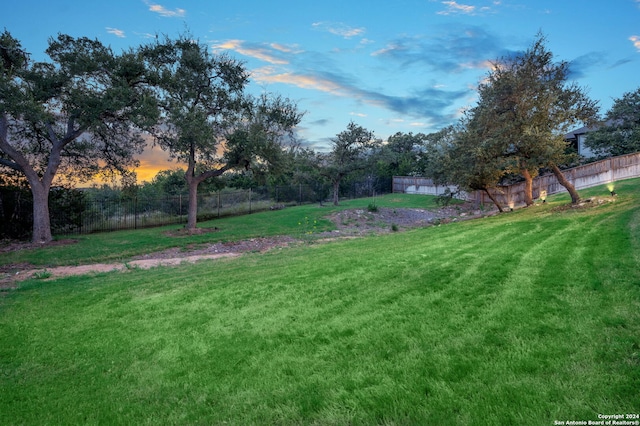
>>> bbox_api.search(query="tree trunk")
[332,179,340,206]
[184,142,200,231]
[483,188,504,213]
[550,163,581,204]
[521,168,534,206]
[31,182,53,243]
[186,176,199,231]
[1,114,77,244]
[1,120,55,243]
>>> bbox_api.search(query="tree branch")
[57,117,85,147]
[193,162,233,184]
[0,157,23,172]
[44,121,60,146]
[0,126,39,182]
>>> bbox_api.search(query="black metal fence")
[77,185,318,234]
[1,178,391,238]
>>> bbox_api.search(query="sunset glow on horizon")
[135,144,185,183]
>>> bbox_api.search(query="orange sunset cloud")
[135,143,184,183]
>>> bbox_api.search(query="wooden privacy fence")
[393,152,640,207]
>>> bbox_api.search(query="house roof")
[565,119,619,140]
[565,124,599,139]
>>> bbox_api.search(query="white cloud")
[145,1,185,18]
[213,40,290,64]
[255,71,347,95]
[437,1,476,15]
[630,35,640,52]
[253,64,468,126]
[312,22,366,38]
[134,32,157,39]
[371,43,402,57]
[106,27,125,38]
[269,43,304,54]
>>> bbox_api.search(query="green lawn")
[0,193,441,267]
[1,182,639,425]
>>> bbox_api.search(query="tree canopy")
[585,87,640,157]
[445,115,511,211]
[474,33,598,204]
[318,122,379,206]
[373,132,426,179]
[142,34,302,230]
[0,31,157,242]
[423,34,598,208]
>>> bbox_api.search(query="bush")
[0,186,31,239]
[435,188,458,207]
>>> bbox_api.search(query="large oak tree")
[0,31,157,243]
[475,33,598,205]
[143,35,302,231]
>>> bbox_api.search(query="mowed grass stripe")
[1,182,639,424]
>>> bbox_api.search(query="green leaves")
[0,31,161,242]
[143,34,248,161]
[427,33,599,209]
[586,87,640,157]
[141,33,301,228]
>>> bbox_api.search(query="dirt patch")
[131,235,298,261]
[3,253,241,286]
[0,203,496,288]
[326,203,495,236]
[550,197,616,212]
[0,235,297,288]
[163,227,221,237]
[0,238,78,253]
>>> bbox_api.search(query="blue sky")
[5,1,640,177]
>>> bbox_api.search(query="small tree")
[373,132,426,179]
[318,122,379,206]
[449,113,510,212]
[0,31,156,242]
[585,87,640,157]
[144,35,302,231]
[283,147,331,204]
[420,126,458,186]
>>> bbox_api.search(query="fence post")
[610,157,615,183]
[134,196,138,230]
[249,188,252,214]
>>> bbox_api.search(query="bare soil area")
[326,204,491,235]
[1,203,494,287]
